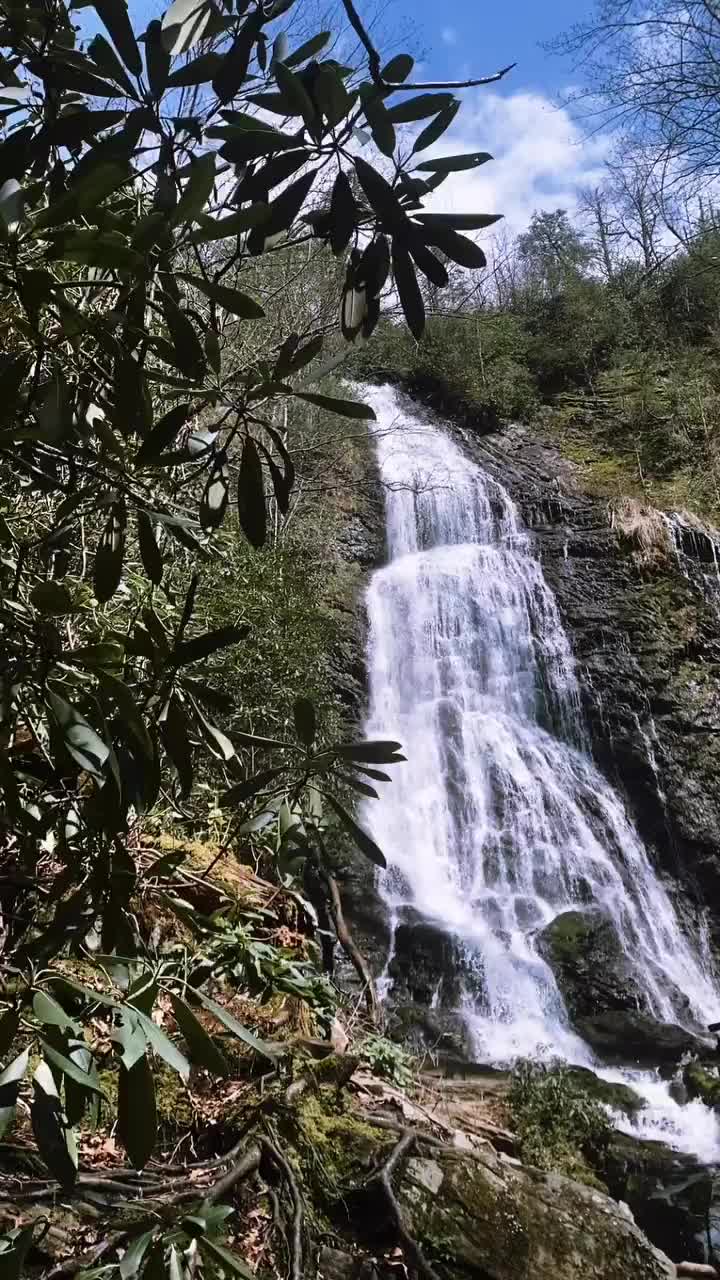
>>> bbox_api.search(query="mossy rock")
[537,909,646,1022]
[565,1066,645,1115]
[397,1146,675,1280]
[683,1058,720,1107]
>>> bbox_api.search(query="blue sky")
[397,0,595,101]
[379,0,610,236]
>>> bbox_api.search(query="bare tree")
[551,1,720,187]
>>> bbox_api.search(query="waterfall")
[362,384,720,1158]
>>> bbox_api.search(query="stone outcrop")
[537,908,648,1021]
[394,1143,676,1280]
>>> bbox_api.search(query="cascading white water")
[362,384,720,1158]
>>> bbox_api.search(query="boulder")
[537,908,647,1021]
[394,1143,675,1280]
[603,1131,714,1265]
[575,1010,711,1066]
[387,908,483,1008]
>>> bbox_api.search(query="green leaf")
[166,50,222,86]
[136,403,190,464]
[381,52,414,82]
[0,1223,35,1279]
[144,19,170,96]
[360,85,395,158]
[325,794,387,868]
[409,238,448,288]
[171,151,215,225]
[159,694,194,797]
[247,169,318,250]
[392,238,424,340]
[414,212,501,231]
[168,1246,184,1280]
[334,740,404,762]
[31,1061,77,1188]
[119,1229,157,1280]
[177,273,264,319]
[419,224,487,269]
[129,1010,190,1081]
[415,151,492,173]
[237,436,266,549]
[388,92,454,123]
[329,170,357,257]
[220,767,284,807]
[274,61,316,131]
[161,295,206,381]
[32,991,77,1031]
[197,1239,254,1278]
[40,1043,107,1099]
[195,991,277,1062]
[137,511,164,584]
[172,625,248,666]
[313,63,351,126]
[46,686,110,777]
[285,31,330,67]
[91,0,142,76]
[353,156,405,230]
[191,204,269,243]
[293,697,316,747]
[47,230,142,272]
[70,642,124,669]
[161,0,212,57]
[199,456,229,531]
[171,995,230,1076]
[117,1054,157,1168]
[292,392,375,420]
[0,1048,29,1140]
[30,581,73,615]
[93,500,126,603]
[100,672,155,765]
[212,19,258,104]
[89,32,138,97]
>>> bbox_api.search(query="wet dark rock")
[384,1003,470,1059]
[385,908,485,1012]
[537,908,648,1022]
[603,1132,715,1265]
[575,1010,711,1066]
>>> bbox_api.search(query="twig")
[322,871,379,1025]
[339,0,514,90]
[45,1230,128,1279]
[258,1138,304,1280]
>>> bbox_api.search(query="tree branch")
[340,0,515,91]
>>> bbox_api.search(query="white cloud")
[441,26,457,45]
[421,89,611,236]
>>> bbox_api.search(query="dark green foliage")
[509,1060,611,1185]
[0,0,500,1266]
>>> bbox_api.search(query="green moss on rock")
[683,1059,720,1107]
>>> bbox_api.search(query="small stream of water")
[361,384,720,1159]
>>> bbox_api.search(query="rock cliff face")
[454,415,720,951]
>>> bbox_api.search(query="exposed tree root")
[370,1132,442,1280]
[259,1136,304,1280]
